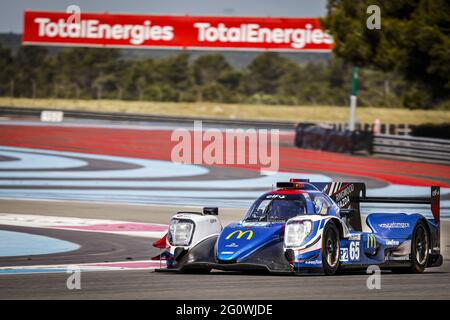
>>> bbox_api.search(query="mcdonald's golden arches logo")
[226,229,254,240]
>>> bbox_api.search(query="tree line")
[322,0,450,109]
[1,0,448,110]
[0,44,446,109]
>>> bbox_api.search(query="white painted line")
[0,260,162,275]
[0,213,168,239]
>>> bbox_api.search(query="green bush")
[0,44,447,110]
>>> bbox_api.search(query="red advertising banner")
[22,11,333,52]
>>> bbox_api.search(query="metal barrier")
[373,134,450,165]
[295,124,373,155]
[296,124,450,165]
[0,106,297,130]
[332,122,413,135]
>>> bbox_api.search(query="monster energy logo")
[367,234,377,248]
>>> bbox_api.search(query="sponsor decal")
[367,234,377,248]
[225,242,239,248]
[324,182,357,207]
[23,11,333,51]
[266,194,286,199]
[340,248,349,262]
[241,222,269,227]
[385,240,400,246]
[337,197,350,208]
[341,241,360,262]
[220,251,234,255]
[378,222,410,229]
[348,234,361,241]
[304,259,321,265]
[334,184,354,208]
[225,229,254,240]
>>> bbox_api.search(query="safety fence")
[295,123,450,165]
[331,122,413,136]
[0,106,297,130]
[372,134,450,165]
[294,123,373,155]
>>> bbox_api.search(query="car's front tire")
[322,222,340,275]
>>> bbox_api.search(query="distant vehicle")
[153,179,442,275]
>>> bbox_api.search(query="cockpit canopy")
[244,192,338,222]
[244,194,308,222]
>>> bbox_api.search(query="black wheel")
[410,220,430,273]
[322,222,340,275]
[391,220,429,274]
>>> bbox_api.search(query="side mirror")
[203,207,218,216]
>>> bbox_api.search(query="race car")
[153,179,442,275]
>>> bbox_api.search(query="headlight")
[169,219,194,246]
[285,220,313,247]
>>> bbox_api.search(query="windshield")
[244,194,307,222]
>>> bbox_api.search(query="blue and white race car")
[153,179,442,275]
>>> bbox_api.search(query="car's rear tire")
[410,220,430,273]
[322,222,340,275]
[391,220,429,274]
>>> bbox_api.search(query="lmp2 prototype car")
[153,179,442,275]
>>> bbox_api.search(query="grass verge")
[1,97,449,125]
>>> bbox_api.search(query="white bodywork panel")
[168,212,222,254]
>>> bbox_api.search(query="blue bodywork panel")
[216,222,283,262]
[366,213,422,239]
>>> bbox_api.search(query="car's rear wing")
[357,186,440,224]
[285,180,439,222]
[308,182,440,223]
[310,182,441,236]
